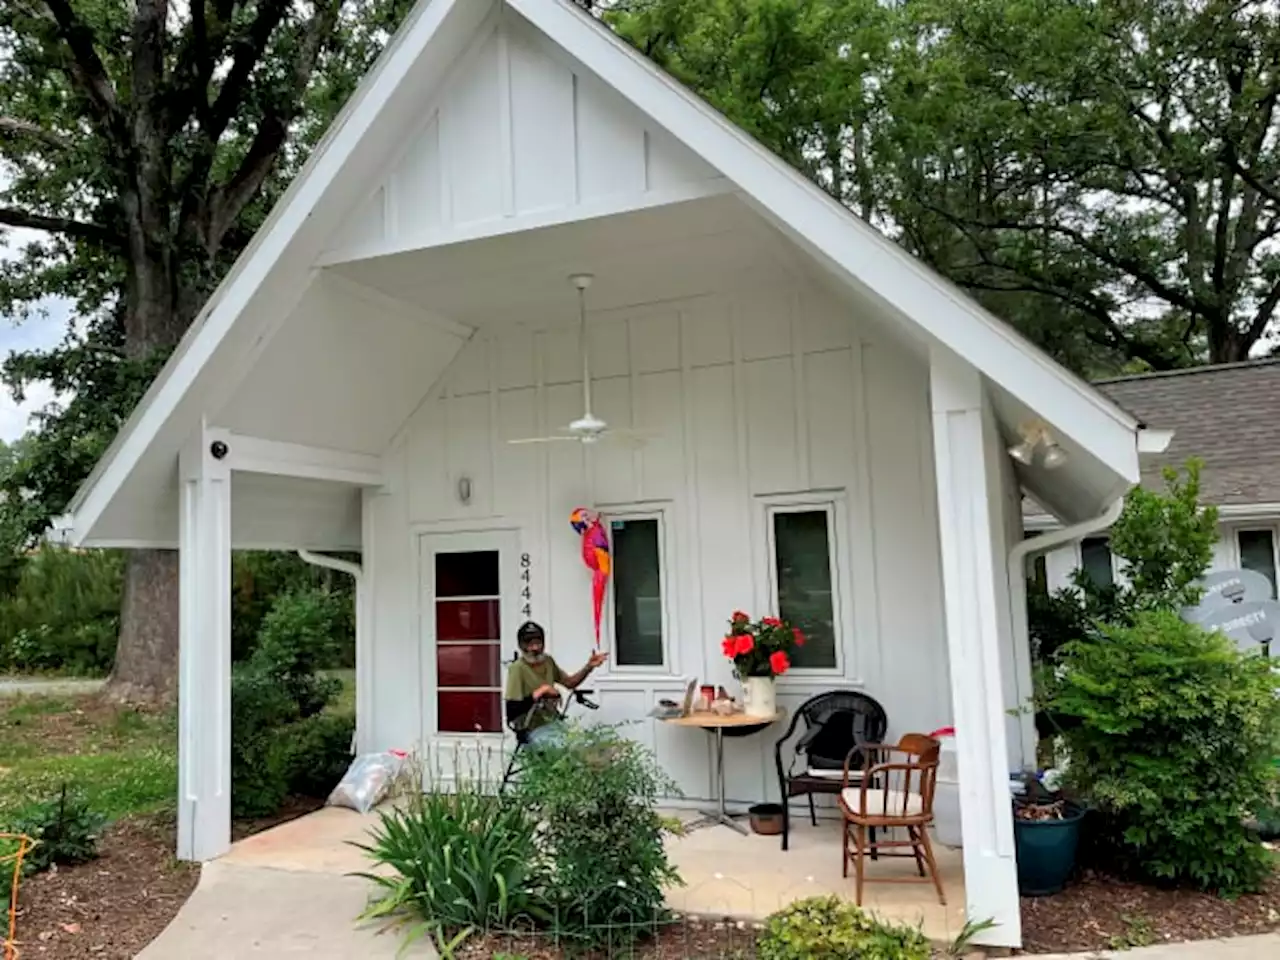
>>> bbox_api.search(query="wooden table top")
[660,709,785,729]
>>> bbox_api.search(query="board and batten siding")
[365,275,958,806]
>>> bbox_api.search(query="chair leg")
[782,800,790,851]
[918,826,946,906]
[841,817,849,878]
[808,792,818,827]
[908,826,927,877]
[869,825,878,861]
[853,825,867,906]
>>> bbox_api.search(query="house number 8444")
[520,553,532,619]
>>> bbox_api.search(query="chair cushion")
[841,787,925,817]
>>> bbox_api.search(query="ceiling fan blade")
[507,435,581,445]
[597,427,659,449]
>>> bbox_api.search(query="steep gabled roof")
[64,0,1142,544]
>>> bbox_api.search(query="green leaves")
[758,895,930,960]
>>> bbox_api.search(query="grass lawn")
[0,695,177,822]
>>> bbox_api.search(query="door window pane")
[612,518,664,667]
[1080,537,1114,588]
[438,691,502,733]
[773,510,837,669]
[436,551,499,597]
[436,600,501,641]
[1239,529,1277,593]
[436,644,502,687]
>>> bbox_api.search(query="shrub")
[0,547,123,675]
[249,589,344,718]
[514,723,681,945]
[9,785,105,874]
[230,667,298,817]
[283,712,355,798]
[356,775,548,946]
[232,552,357,664]
[1046,610,1280,893]
[758,896,930,960]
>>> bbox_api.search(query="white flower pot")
[741,676,777,718]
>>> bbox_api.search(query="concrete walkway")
[136,861,436,958]
[1028,931,1280,958]
[0,676,104,697]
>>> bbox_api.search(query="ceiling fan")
[508,274,655,448]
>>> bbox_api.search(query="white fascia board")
[510,0,1140,484]
[1138,428,1174,453]
[63,0,479,545]
[225,434,386,487]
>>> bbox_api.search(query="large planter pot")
[741,676,777,717]
[749,803,785,836]
[1013,801,1085,896]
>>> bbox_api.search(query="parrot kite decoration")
[570,507,611,647]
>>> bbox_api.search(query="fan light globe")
[1043,444,1068,469]
[1008,440,1035,466]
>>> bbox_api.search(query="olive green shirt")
[504,655,569,730]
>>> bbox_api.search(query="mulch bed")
[11,814,198,960]
[1020,866,1280,954]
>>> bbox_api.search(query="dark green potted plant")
[1012,770,1084,896]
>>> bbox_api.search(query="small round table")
[662,710,785,834]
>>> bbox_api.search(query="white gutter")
[1005,497,1126,767]
[297,550,370,753]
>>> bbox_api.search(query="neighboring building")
[55,0,1161,946]
[1032,359,1280,594]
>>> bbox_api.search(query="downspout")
[1005,496,1125,768]
[297,550,369,753]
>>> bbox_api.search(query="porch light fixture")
[457,476,472,505]
[1007,419,1068,469]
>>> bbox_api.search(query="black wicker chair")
[774,690,888,850]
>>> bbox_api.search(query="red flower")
[735,634,755,656]
[721,637,737,659]
[793,628,806,647]
[732,610,750,623]
[762,616,781,628]
[769,651,790,676]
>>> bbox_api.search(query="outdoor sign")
[1197,599,1280,657]
[1181,568,1275,622]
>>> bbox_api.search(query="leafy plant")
[8,784,105,875]
[758,895,930,960]
[1107,913,1155,951]
[946,917,998,957]
[1046,610,1280,893]
[355,775,548,951]
[513,722,682,946]
[249,589,346,718]
[283,712,355,798]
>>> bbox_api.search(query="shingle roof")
[1096,359,1280,507]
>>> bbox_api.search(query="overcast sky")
[0,223,70,443]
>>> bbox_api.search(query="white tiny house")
[58,0,1160,946]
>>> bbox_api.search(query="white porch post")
[177,423,233,861]
[929,348,1022,947]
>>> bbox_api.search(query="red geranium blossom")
[735,634,755,656]
[769,651,790,675]
[721,636,737,658]
[793,628,806,647]
[762,616,781,627]
[732,610,750,623]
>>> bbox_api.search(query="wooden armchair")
[837,733,945,906]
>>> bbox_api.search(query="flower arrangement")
[720,610,804,678]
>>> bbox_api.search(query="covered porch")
[222,804,969,942]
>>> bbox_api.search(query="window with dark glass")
[772,509,838,669]
[1238,529,1277,592]
[611,518,664,667]
[435,550,502,733]
[1080,537,1114,588]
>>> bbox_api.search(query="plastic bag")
[326,749,408,813]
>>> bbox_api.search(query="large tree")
[0,0,414,700]
[615,0,1280,374]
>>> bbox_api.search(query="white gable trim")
[508,0,1140,483]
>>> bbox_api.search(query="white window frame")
[755,491,851,678]
[600,504,675,676]
[1234,525,1280,588]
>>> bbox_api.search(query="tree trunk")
[104,549,181,702]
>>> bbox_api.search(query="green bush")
[232,551,357,664]
[758,896,930,960]
[283,712,355,798]
[230,667,298,817]
[514,723,681,945]
[9,785,105,874]
[1047,610,1280,893]
[356,774,549,945]
[249,589,345,718]
[0,547,123,674]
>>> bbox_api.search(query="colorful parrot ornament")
[570,507,611,647]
